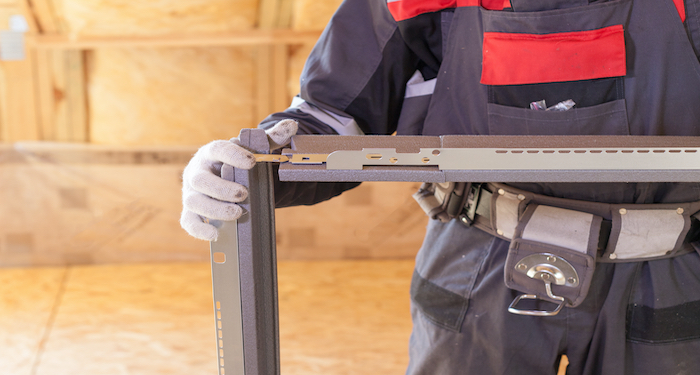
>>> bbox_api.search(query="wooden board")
[35,49,87,142]
[288,43,313,100]
[285,0,342,100]
[86,47,256,146]
[275,181,427,260]
[49,0,258,36]
[25,0,61,33]
[30,30,323,49]
[292,0,343,31]
[0,0,41,142]
[0,143,205,267]
[0,54,41,141]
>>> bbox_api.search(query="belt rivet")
[517,263,528,271]
[568,277,577,284]
[677,208,685,215]
[619,208,627,215]
[546,255,557,263]
[609,253,618,260]
[496,229,504,236]
[517,194,526,201]
[498,189,506,196]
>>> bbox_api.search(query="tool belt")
[413,182,700,316]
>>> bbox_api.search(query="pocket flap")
[481,25,627,85]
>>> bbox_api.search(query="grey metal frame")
[209,130,700,375]
[210,129,279,375]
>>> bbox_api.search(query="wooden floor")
[1,260,568,375]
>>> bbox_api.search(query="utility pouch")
[505,203,601,316]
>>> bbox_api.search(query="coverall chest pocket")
[481,0,632,135]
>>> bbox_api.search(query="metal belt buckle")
[507,253,579,316]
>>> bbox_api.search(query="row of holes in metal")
[494,149,699,154]
[216,300,225,374]
[365,148,699,161]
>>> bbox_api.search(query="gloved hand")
[180,119,298,241]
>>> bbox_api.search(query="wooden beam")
[258,0,279,29]
[18,0,38,31]
[34,49,87,142]
[28,30,322,50]
[255,46,273,123]
[34,48,54,140]
[0,0,41,142]
[0,52,41,141]
[277,0,295,29]
[272,44,290,112]
[26,0,60,33]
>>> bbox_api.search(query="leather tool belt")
[413,182,700,316]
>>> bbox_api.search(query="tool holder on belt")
[412,182,471,223]
[414,181,700,316]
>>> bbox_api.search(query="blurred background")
[0,0,426,374]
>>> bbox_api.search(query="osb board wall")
[0,144,425,267]
[0,144,201,266]
[87,47,257,146]
[275,181,427,260]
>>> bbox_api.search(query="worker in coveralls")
[181,0,700,373]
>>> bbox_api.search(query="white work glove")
[180,119,298,241]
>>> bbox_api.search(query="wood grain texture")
[292,0,343,31]
[86,47,256,145]
[4,260,416,375]
[26,0,61,33]
[35,49,87,142]
[0,1,40,142]
[0,144,206,267]
[51,0,258,36]
[33,263,217,375]
[0,266,66,375]
[30,30,323,49]
[0,55,40,141]
[0,144,424,266]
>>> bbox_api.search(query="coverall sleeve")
[257,0,422,208]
